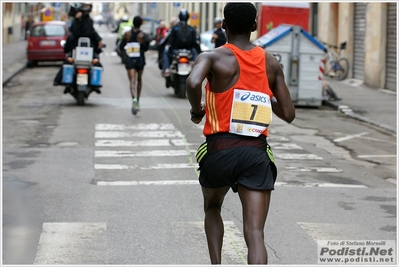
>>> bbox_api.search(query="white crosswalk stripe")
[34,223,107,265]
[94,123,349,185]
[33,221,247,265]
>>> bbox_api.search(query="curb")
[322,101,396,135]
[3,63,26,86]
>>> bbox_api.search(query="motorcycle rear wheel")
[77,91,85,106]
[178,83,186,99]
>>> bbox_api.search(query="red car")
[27,21,69,67]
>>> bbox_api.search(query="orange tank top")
[203,43,273,137]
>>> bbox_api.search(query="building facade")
[2,2,69,44]
[316,2,397,90]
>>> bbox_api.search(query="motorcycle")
[62,37,105,106]
[166,49,193,99]
[115,25,132,64]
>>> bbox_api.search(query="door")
[385,2,397,91]
[353,3,367,80]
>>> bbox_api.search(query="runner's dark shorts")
[125,56,145,70]
[197,133,277,193]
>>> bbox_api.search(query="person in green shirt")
[116,15,133,45]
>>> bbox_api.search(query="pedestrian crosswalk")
[32,123,374,265]
[93,123,350,187]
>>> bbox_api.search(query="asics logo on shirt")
[240,92,270,104]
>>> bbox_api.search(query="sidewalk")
[1,40,397,135]
[2,39,28,86]
[323,77,397,135]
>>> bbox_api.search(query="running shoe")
[136,101,140,111]
[131,98,138,115]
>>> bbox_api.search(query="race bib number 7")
[229,89,272,137]
[124,42,140,58]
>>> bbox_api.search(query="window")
[5,3,12,13]
[31,25,66,37]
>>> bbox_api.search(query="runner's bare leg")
[237,184,272,264]
[127,69,137,98]
[202,186,230,264]
[136,69,143,100]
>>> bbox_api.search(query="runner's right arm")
[186,53,213,123]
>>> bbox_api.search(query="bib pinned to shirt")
[229,89,272,137]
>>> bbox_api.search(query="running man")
[186,2,295,264]
[119,16,149,115]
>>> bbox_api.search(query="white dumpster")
[253,24,326,107]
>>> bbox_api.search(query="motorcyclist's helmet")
[178,9,190,22]
[214,17,222,24]
[79,2,92,12]
[121,15,129,22]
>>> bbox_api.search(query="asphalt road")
[2,25,396,265]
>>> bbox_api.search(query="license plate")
[77,73,88,85]
[178,63,191,73]
[40,40,56,46]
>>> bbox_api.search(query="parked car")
[26,21,69,67]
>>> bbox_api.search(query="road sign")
[190,12,200,27]
[173,2,181,8]
[42,7,54,21]
[54,2,62,8]
[151,2,157,9]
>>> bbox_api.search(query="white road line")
[173,221,247,265]
[285,166,342,173]
[95,163,198,170]
[95,131,184,138]
[96,180,367,188]
[95,150,191,157]
[95,123,175,131]
[96,180,199,186]
[275,154,323,160]
[223,221,248,264]
[269,143,304,150]
[34,222,107,265]
[357,155,397,158]
[276,182,367,188]
[333,132,369,143]
[95,139,198,147]
[268,136,290,142]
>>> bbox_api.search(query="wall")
[2,3,48,45]
[317,3,338,47]
[364,3,387,88]
[318,2,391,89]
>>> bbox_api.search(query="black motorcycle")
[62,37,105,106]
[166,49,193,99]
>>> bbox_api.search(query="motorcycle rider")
[162,9,200,77]
[53,2,103,93]
[115,15,133,46]
[156,17,178,70]
[155,19,169,68]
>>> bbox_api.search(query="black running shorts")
[197,135,277,193]
[125,56,145,70]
